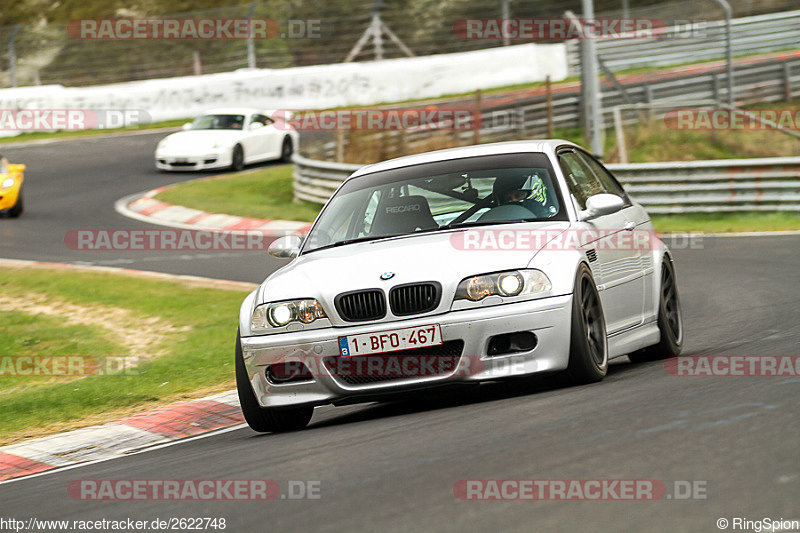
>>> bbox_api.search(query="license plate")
[338,324,442,357]
[175,158,188,163]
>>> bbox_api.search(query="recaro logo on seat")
[386,205,421,214]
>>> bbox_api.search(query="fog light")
[487,331,538,356]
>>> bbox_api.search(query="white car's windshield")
[190,114,246,130]
[303,153,566,254]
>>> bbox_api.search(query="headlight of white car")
[454,269,552,302]
[251,299,327,332]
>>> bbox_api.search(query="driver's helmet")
[492,174,547,205]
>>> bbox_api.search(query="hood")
[257,222,569,325]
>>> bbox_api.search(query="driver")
[492,174,552,217]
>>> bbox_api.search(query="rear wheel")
[230,144,244,171]
[629,258,683,362]
[280,137,293,162]
[565,264,608,384]
[7,188,23,218]
[235,331,313,433]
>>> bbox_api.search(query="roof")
[348,139,580,179]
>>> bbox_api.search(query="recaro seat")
[369,195,438,236]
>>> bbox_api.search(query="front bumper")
[240,294,573,408]
[0,181,21,210]
[155,152,230,171]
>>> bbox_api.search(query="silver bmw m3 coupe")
[236,140,683,432]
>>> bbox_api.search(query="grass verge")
[0,266,251,445]
[650,213,800,233]
[155,165,323,222]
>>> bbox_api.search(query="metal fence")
[2,0,799,88]
[293,154,800,213]
[566,9,800,75]
[298,53,800,162]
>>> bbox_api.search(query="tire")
[7,189,23,218]
[280,137,293,163]
[230,144,245,172]
[565,263,608,384]
[235,331,313,433]
[628,258,683,363]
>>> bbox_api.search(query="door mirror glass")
[268,235,303,258]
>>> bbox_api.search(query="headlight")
[1,178,14,189]
[251,299,327,332]
[454,269,551,302]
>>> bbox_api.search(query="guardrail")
[566,9,800,74]
[293,154,800,214]
[299,53,800,162]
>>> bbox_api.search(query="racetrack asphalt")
[0,132,286,283]
[0,132,798,532]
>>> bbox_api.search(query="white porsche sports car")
[236,140,683,432]
[155,108,298,171]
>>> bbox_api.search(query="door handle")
[623,221,635,231]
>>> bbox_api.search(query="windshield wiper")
[439,218,546,230]
[303,219,549,254]
[302,234,403,254]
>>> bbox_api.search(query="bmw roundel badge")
[380,272,395,280]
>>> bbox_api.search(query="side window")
[251,114,273,126]
[557,151,603,210]
[579,151,628,202]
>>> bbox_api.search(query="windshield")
[190,114,246,130]
[302,153,565,253]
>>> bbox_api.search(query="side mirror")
[268,235,303,259]
[182,123,192,130]
[249,122,265,130]
[8,164,25,173]
[581,193,625,220]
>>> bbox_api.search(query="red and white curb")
[116,186,313,235]
[0,391,243,482]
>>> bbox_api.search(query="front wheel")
[629,258,683,363]
[280,137,293,163]
[7,189,23,218]
[230,144,245,172]
[235,332,313,433]
[565,263,608,384]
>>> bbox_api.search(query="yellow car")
[0,158,24,218]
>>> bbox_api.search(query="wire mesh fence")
[1,0,798,88]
